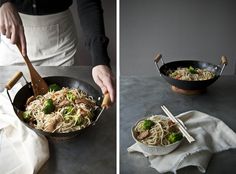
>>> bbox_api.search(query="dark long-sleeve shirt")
[0,0,110,67]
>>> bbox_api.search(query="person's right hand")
[0,2,26,56]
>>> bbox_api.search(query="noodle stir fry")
[134,115,183,146]
[23,86,98,133]
[168,66,215,81]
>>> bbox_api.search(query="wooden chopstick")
[162,106,187,130]
[161,105,195,143]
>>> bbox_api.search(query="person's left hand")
[92,65,115,107]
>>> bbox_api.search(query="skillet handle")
[219,56,228,75]
[154,53,164,73]
[5,71,23,90]
[101,93,111,109]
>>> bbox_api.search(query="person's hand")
[92,65,115,107]
[0,2,26,55]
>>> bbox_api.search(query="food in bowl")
[132,115,183,155]
[22,84,98,133]
[133,115,183,146]
[168,66,215,81]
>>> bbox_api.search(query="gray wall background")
[121,0,236,76]
[70,0,116,66]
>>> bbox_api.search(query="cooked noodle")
[168,67,215,81]
[25,87,98,133]
[134,115,180,146]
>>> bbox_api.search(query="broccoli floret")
[22,111,31,122]
[43,99,55,114]
[63,105,75,115]
[48,84,61,92]
[168,132,183,144]
[142,120,155,130]
[66,91,77,101]
[188,66,197,74]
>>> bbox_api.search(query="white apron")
[0,9,77,66]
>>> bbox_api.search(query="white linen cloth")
[0,83,49,174]
[0,9,77,66]
[127,111,236,174]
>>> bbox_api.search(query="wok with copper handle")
[154,54,228,90]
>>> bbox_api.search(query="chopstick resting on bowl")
[161,105,195,143]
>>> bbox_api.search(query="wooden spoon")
[17,44,48,96]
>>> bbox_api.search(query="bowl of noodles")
[131,115,183,155]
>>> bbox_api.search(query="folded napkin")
[128,110,236,174]
[0,83,49,174]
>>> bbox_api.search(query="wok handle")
[101,93,111,109]
[220,56,228,65]
[5,71,28,105]
[219,56,228,75]
[154,53,164,73]
[5,71,23,90]
[154,53,162,64]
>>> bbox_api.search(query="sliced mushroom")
[26,96,36,105]
[44,115,62,132]
[75,98,96,107]
[137,130,149,140]
[57,100,70,108]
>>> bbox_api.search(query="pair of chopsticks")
[161,105,195,143]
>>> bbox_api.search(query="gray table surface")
[0,66,116,174]
[120,75,236,174]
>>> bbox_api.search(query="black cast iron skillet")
[154,54,228,90]
[5,72,110,138]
